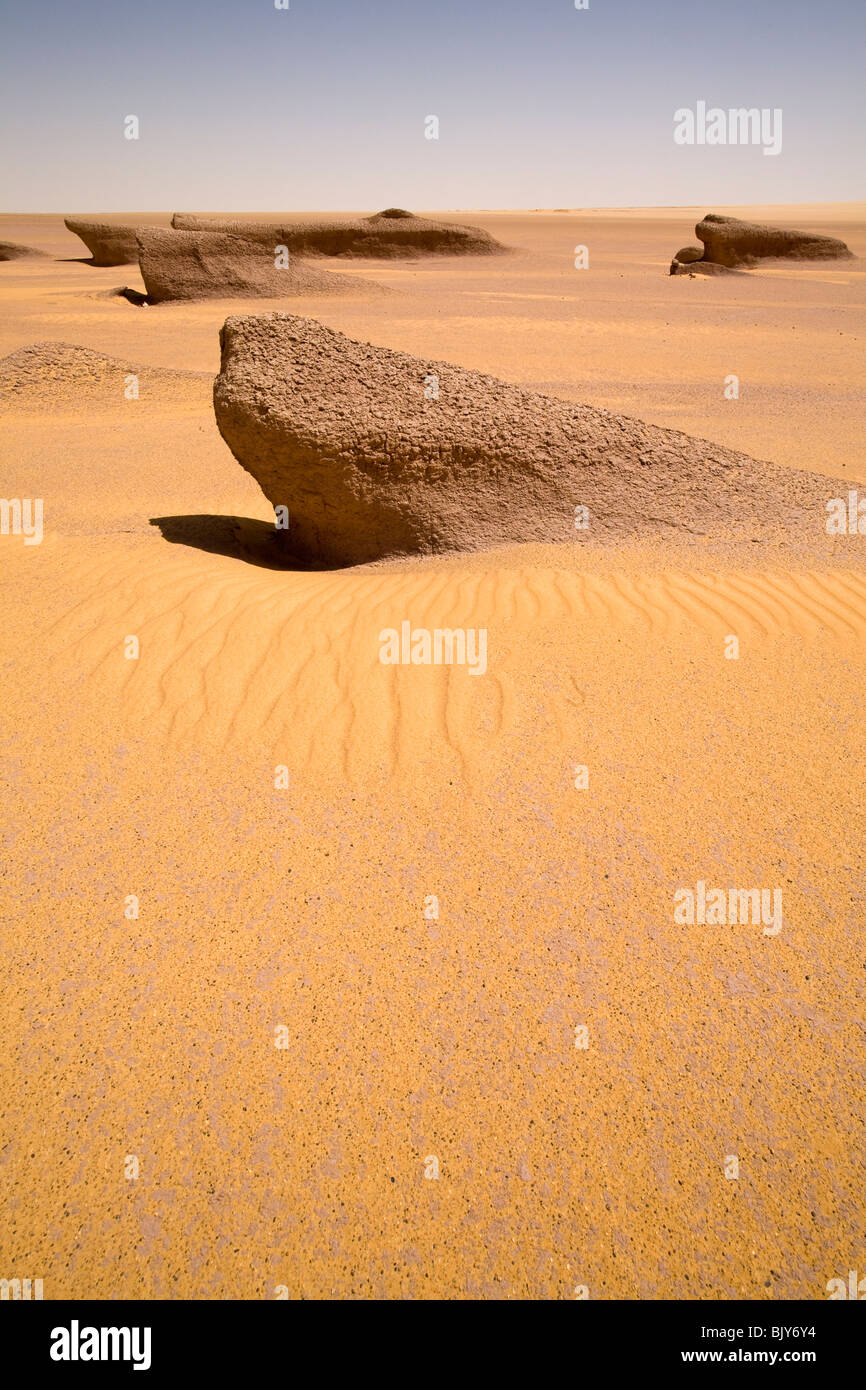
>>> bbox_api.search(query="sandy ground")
[1,208,864,1299]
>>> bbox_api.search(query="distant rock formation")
[136,229,380,303]
[171,210,505,258]
[668,214,853,276]
[695,214,854,268]
[0,240,47,261]
[213,313,839,566]
[64,219,141,265]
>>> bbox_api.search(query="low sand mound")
[695,213,854,268]
[64,219,141,266]
[0,240,47,261]
[136,228,379,303]
[213,313,848,566]
[0,341,209,413]
[171,210,504,258]
[670,257,739,277]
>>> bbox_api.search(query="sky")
[0,0,863,211]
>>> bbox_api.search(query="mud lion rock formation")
[670,213,853,274]
[0,240,48,261]
[64,219,141,266]
[213,313,840,566]
[136,229,379,303]
[696,213,854,267]
[171,210,504,258]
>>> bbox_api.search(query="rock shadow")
[150,514,349,571]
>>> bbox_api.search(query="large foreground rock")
[64,219,141,265]
[213,313,842,565]
[695,213,853,268]
[137,229,378,303]
[172,210,504,258]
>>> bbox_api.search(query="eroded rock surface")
[64,219,141,265]
[213,313,839,565]
[695,213,853,267]
[0,240,47,261]
[137,229,378,303]
[172,210,504,258]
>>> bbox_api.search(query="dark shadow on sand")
[111,286,149,305]
[150,515,348,572]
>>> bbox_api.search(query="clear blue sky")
[1,0,863,211]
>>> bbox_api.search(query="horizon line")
[3,200,865,217]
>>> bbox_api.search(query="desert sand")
[1,206,864,1299]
